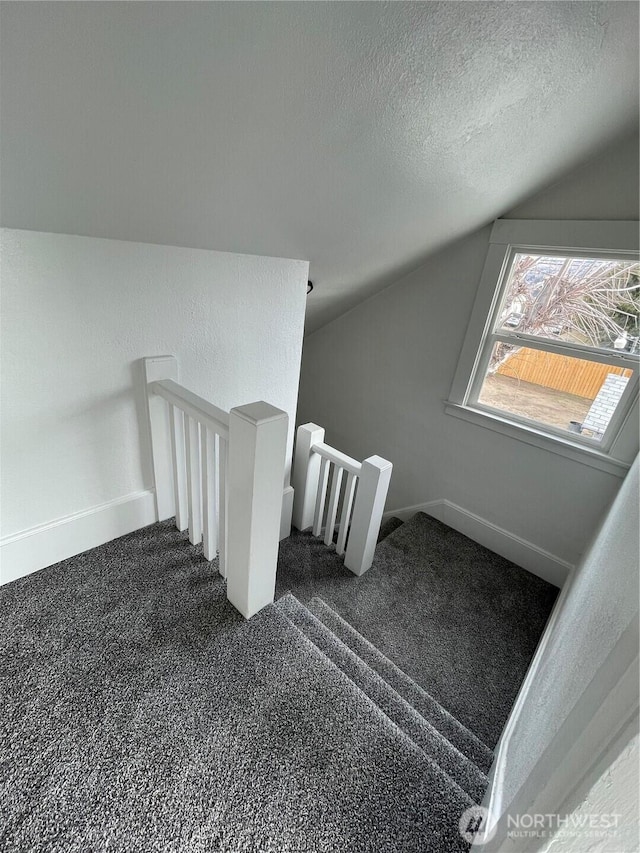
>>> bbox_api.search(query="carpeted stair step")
[377,515,404,542]
[3,541,476,853]
[331,510,559,749]
[308,596,494,775]
[265,604,476,852]
[276,593,489,803]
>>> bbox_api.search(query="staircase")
[275,593,492,798]
[268,516,496,851]
[274,591,491,833]
[1,506,558,852]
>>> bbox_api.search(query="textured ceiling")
[1,2,638,332]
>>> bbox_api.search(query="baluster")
[201,426,217,560]
[336,471,357,556]
[344,456,393,576]
[169,404,188,531]
[324,465,344,546]
[143,355,178,522]
[217,435,228,578]
[313,456,331,537]
[292,423,326,530]
[185,414,202,545]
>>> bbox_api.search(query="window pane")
[477,343,633,441]
[498,254,640,353]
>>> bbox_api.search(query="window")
[447,221,640,475]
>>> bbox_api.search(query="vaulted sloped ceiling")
[1,2,638,332]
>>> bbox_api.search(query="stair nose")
[308,596,494,775]
[276,593,490,804]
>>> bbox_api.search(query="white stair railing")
[143,356,288,619]
[292,423,392,576]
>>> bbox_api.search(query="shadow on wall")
[61,376,152,503]
[132,358,155,490]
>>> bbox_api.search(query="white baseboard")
[2,484,295,586]
[383,499,572,588]
[0,490,157,586]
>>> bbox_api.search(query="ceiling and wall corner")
[0,1,638,333]
[0,229,308,548]
[296,130,639,570]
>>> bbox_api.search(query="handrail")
[293,423,392,576]
[144,356,289,620]
[311,441,362,477]
[151,379,230,439]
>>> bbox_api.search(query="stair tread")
[309,595,494,774]
[276,593,488,803]
[268,602,477,852]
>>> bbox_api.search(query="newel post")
[292,423,325,530]
[142,355,178,521]
[344,455,393,577]
[226,402,289,619]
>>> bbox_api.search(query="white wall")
[297,133,639,571]
[542,733,639,853]
[486,455,639,851]
[1,229,308,578]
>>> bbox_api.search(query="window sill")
[444,402,631,477]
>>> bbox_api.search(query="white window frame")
[446,220,640,478]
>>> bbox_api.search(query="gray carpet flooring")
[276,593,488,803]
[1,522,476,852]
[306,597,493,775]
[1,511,557,851]
[276,512,558,748]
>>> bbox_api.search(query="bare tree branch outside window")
[490,256,640,372]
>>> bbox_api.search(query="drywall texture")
[297,133,640,567]
[499,455,639,820]
[1,2,638,331]
[542,733,639,853]
[0,229,308,538]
